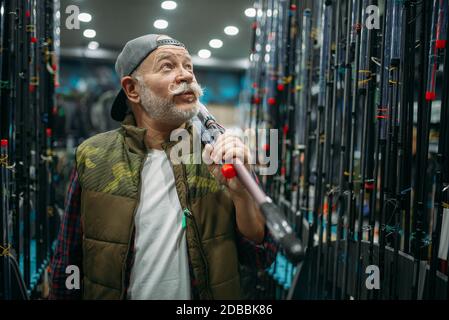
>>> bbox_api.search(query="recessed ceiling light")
[83,29,96,38]
[78,13,92,22]
[244,8,256,17]
[88,41,99,50]
[224,26,239,36]
[209,39,223,49]
[198,49,211,59]
[161,1,177,10]
[154,19,168,29]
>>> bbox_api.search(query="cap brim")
[111,89,128,122]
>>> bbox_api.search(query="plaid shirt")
[49,167,278,299]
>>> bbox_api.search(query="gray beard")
[139,83,199,125]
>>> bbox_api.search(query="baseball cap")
[111,34,186,121]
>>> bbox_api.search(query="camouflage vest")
[75,114,241,299]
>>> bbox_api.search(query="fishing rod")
[388,0,415,299]
[411,0,434,300]
[330,0,344,300]
[321,0,338,299]
[196,103,305,264]
[341,0,363,299]
[428,0,448,300]
[363,0,382,301]
[313,0,333,299]
[383,0,404,299]
[296,6,315,298]
[374,0,394,299]
[398,0,418,258]
[354,0,377,300]
[333,0,354,300]
[1,139,12,299]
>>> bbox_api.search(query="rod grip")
[221,164,237,179]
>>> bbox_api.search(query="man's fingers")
[223,147,246,164]
[211,140,247,164]
[211,135,243,159]
[202,143,214,165]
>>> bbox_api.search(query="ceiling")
[59,0,255,68]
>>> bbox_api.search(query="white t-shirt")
[127,149,191,300]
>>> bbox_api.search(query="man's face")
[134,45,202,125]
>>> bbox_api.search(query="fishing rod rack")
[245,0,449,300]
[0,0,60,300]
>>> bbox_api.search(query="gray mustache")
[168,82,204,98]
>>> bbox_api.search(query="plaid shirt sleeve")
[236,225,279,270]
[48,167,83,300]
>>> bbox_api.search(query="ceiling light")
[224,26,239,36]
[78,13,92,22]
[198,49,211,59]
[154,19,168,29]
[209,39,223,49]
[245,8,256,17]
[83,29,96,38]
[161,1,177,10]
[88,41,99,50]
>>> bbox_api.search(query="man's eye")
[185,64,193,70]
[161,63,173,70]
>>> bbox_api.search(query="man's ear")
[121,76,140,104]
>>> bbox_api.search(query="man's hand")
[201,132,253,199]
[202,133,265,243]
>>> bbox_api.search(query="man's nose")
[175,67,193,83]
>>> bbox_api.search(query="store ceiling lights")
[244,8,256,17]
[198,49,211,59]
[78,12,92,22]
[161,1,177,10]
[88,41,99,50]
[83,29,96,38]
[224,26,239,36]
[154,19,168,29]
[209,39,223,49]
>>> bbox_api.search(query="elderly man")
[49,34,277,300]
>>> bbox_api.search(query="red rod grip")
[221,164,237,179]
